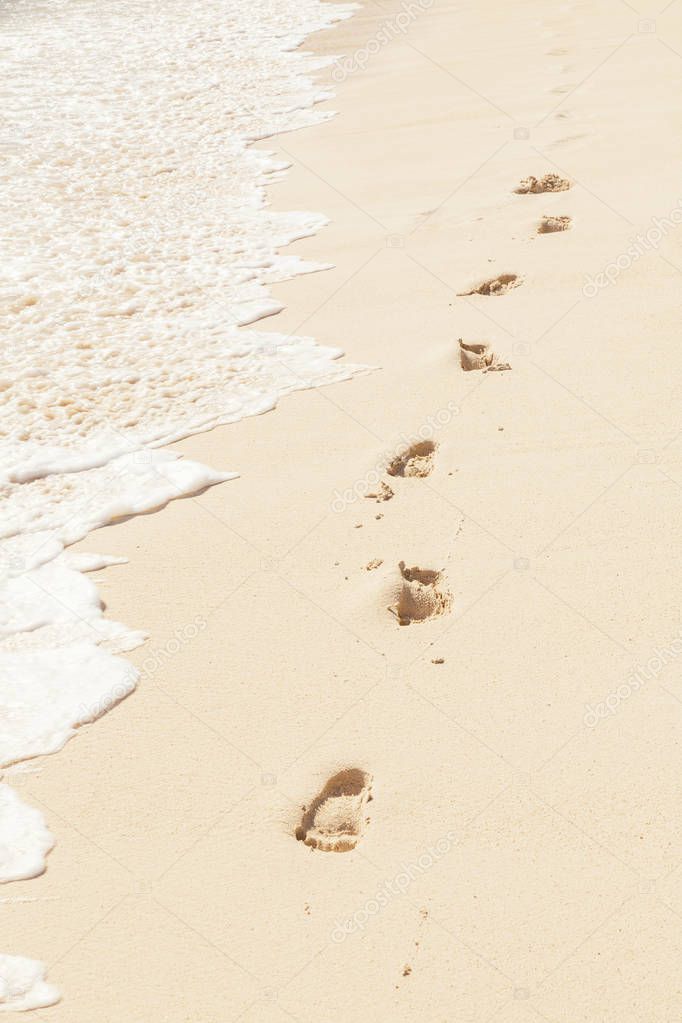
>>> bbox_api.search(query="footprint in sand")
[365,481,394,502]
[514,173,571,194]
[296,768,372,852]
[388,561,452,625]
[538,215,571,234]
[549,134,589,150]
[387,440,436,478]
[459,338,511,373]
[459,273,522,297]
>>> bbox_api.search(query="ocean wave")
[0,0,358,1001]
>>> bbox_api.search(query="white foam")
[1,0,359,998]
[0,955,60,1013]
[0,644,139,767]
[0,785,54,884]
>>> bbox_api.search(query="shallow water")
[0,0,357,1005]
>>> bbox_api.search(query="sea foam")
[1,0,358,1001]
[0,955,60,1013]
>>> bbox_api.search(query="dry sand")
[7,0,682,1019]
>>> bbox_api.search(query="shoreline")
[8,1,682,1019]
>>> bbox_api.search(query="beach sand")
[7,1,682,1019]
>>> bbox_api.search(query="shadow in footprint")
[538,215,571,234]
[459,339,510,373]
[388,561,452,625]
[459,273,522,297]
[460,339,493,371]
[296,768,372,852]
[387,440,436,478]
